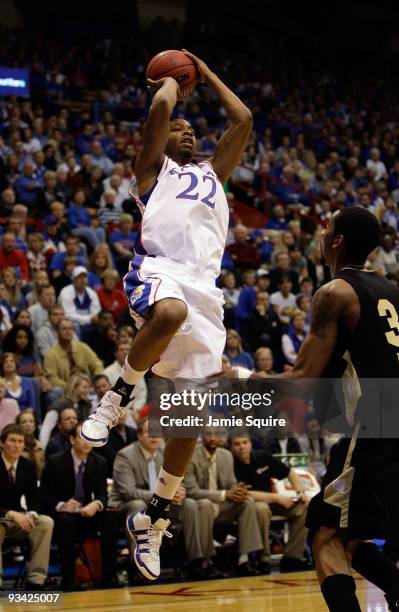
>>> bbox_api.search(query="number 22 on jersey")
[170,168,217,209]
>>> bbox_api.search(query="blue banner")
[0,67,30,97]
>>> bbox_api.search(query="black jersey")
[314,269,399,433]
[336,268,399,378]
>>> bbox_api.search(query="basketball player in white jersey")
[81,50,252,579]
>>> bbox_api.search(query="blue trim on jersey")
[134,225,148,256]
[140,179,158,205]
[124,255,153,317]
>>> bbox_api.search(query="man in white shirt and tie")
[40,424,119,590]
[0,424,54,591]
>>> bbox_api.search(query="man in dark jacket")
[40,424,119,590]
[95,409,137,477]
[45,405,78,459]
[0,424,54,590]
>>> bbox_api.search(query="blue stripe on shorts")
[124,255,153,317]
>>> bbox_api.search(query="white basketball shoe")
[80,390,125,447]
[126,512,172,580]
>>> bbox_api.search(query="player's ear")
[332,233,344,250]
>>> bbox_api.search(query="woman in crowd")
[224,328,254,370]
[96,269,127,322]
[64,372,92,422]
[0,343,59,421]
[25,270,50,306]
[117,325,135,345]
[254,347,276,375]
[88,244,114,288]
[16,409,45,479]
[2,324,40,378]
[13,309,32,328]
[0,267,26,318]
[0,352,37,415]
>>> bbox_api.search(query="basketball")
[146,50,197,96]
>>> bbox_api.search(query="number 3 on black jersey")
[378,298,399,358]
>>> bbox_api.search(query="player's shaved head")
[321,206,382,266]
[334,206,381,262]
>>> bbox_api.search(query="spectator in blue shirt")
[265,204,288,231]
[90,140,113,175]
[67,189,106,249]
[49,235,86,278]
[109,213,136,275]
[0,352,37,415]
[14,162,41,208]
[75,124,95,156]
[224,328,254,370]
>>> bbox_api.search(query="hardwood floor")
[0,572,388,612]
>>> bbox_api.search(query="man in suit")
[45,405,78,459]
[40,424,119,590]
[95,409,137,477]
[109,418,212,578]
[184,433,263,576]
[0,424,54,591]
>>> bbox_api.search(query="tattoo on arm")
[310,289,339,339]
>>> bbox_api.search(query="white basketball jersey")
[131,156,229,281]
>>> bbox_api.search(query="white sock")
[120,359,148,385]
[154,467,183,500]
[238,553,248,565]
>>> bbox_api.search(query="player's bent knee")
[152,299,188,333]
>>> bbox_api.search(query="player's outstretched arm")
[135,77,180,193]
[283,281,349,379]
[183,50,252,184]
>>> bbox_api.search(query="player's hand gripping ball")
[146,49,198,99]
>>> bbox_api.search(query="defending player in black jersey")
[281,206,399,611]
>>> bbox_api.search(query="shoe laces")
[143,523,172,562]
[90,392,123,427]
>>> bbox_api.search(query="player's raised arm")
[135,77,180,192]
[183,50,252,184]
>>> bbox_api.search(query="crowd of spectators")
[0,17,398,588]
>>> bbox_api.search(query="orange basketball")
[146,50,197,97]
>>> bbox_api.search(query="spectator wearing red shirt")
[96,269,127,322]
[227,224,260,271]
[0,232,30,282]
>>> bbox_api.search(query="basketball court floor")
[0,572,388,611]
